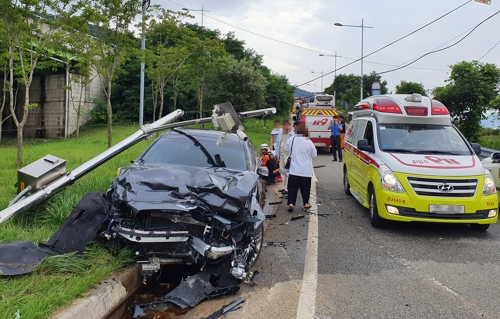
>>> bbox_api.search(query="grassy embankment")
[0,117,275,319]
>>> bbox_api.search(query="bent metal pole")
[0,109,185,224]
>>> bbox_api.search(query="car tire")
[369,187,385,228]
[244,223,264,268]
[343,168,352,196]
[470,223,490,231]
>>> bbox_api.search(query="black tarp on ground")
[0,191,111,276]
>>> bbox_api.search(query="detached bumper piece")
[0,192,111,276]
[130,261,240,316]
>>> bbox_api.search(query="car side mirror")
[358,139,375,153]
[470,143,481,156]
[257,166,269,178]
[491,152,500,163]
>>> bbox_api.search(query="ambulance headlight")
[379,164,404,193]
[483,169,496,196]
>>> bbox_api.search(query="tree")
[87,0,141,148]
[205,55,268,111]
[260,66,294,115]
[2,0,83,167]
[144,7,195,121]
[324,72,388,109]
[433,61,500,142]
[395,81,426,96]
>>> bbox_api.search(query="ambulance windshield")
[378,124,472,155]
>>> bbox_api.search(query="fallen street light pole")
[0,106,276,224]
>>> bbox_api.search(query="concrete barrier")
[51,266,142,319]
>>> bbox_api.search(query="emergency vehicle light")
[431,100,450,115]
[372,98,402,114]
[354,103,370,110]
[404,106,428,116]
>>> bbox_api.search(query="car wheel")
[369,187,385,228]
[243,223,264,268]
[470,223,490,231]
[343,168,352,196]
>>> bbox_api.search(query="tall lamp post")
[311,70,323,93]
[139,0,150,126]
[319,52,341,106]
[182,5,210,27]
[334,19,372,101]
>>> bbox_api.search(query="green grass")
[480,135,500,150]
[0,117,280,319]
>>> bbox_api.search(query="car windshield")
[140,131,249,171]
[378,124,472,155]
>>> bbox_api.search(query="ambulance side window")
[363,121,375,147]
[353,119,367,147]
[345,120,355,145]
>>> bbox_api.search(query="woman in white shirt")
[284,124,317,212]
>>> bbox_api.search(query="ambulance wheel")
[343,168,352,196]
[470,224,490,231]
[369,187,385,228]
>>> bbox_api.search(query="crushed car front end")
[102,164,265,281]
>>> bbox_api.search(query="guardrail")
[480,147,499,160]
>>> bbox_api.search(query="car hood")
[111,164,259,215]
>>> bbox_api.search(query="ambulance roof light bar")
[431,100,450,115]
[405,93,423,102]
[372,98,402,114]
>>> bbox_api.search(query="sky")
[156,0,500,96]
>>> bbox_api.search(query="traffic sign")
[371,82,381,96]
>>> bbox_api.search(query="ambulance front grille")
[406,177,477,197]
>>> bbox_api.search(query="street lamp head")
[334,23,343,26]
[319,54,324,56]
[182,7,188,11]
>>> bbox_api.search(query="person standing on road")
[329,115,343,162]
[279,120,293,194]
[284,124,317,212]
[339,114,346,150]
[270,120,282,154]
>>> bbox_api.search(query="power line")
[167,0,331,55]
[165,0,474,108]
[478,40,500,61]
[376,9,500,75]
[168,0,465,75]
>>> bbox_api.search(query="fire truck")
[300,94,338,148]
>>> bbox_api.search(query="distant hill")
[294,87,314,99]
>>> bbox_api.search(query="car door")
[348,119,367,195]
[356,120,376,202]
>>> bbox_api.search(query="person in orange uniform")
[260,144,279,185]
[339,114,346,149]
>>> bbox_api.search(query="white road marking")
[296,173,319,319]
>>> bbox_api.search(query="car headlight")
[483,169,496,196]
[379,164,404,193]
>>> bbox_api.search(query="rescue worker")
[328,115,343,162]
[260,144,279,185]
[339,114,346,149]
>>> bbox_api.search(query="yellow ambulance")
[343,94,498,230]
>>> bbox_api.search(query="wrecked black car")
[0,104,274,308]
[102,129,267,282]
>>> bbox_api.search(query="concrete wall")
[1,70,105,139]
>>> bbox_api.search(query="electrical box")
[17,155,66,193]
[217,113,236,131]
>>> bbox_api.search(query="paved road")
[314,150,500,319]
[186,149,500,319]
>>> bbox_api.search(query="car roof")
[164,128,245,144]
